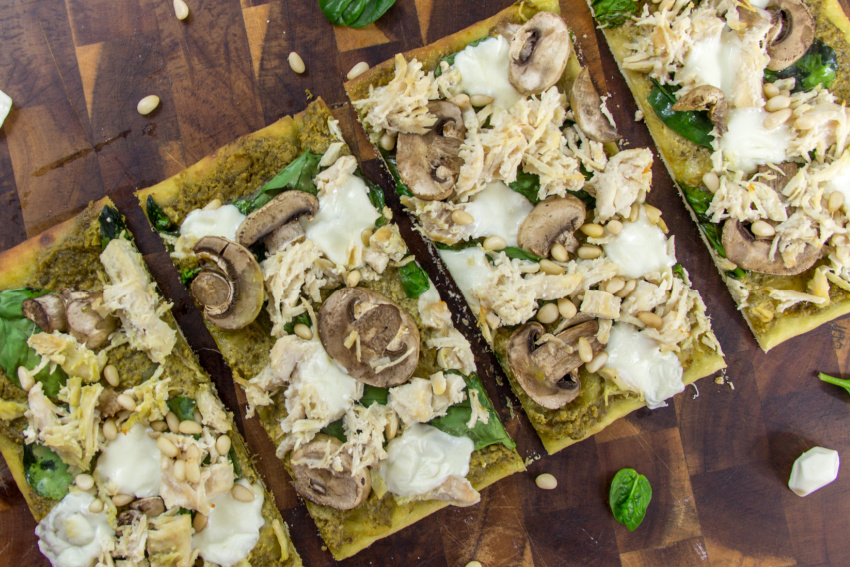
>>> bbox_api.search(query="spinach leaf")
[434,37,489,77]
[508,171,542,204]
[283,312,312,336]
[433,237,485,252]
[179,266,201,286]
[609,468,652,531]
[240,150,323,214]
[502,247,542,263]
[397,261,430,299]
[99,205,130,248]
[358,172,388,228]
[0,289,67,398]
[24,443,73,500]
[232,198,252,215]
[319,0,396,29]
[321,419,347,442]
[429,372,516,451]
[672,263,686,280]
[681,183,714,222]
[167,396,197,422]
[228,444,242,478]
[818,372,850,395]
[573,189,597,211]
[699,223,747,279]
[361,385,389,406]
[146,196,178,236]
[591,0,638,27]
[764,40,838,93]
[648,80,714,149]
[379,148,413,196]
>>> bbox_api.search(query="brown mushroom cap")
[721,219,819,275]
[130,496,166,518]
[570,68,621,143]
[192,236,264,329]
[506,320,602,410]
[767,0,815,71]
[672,85,729,135]
[190,271,233,317]
[291,435,371,510]
[518,195,587,258]
[61,291,118,349]
[507,12,571,96]
[318,287,420,388]
[23,294,68,334]
[236,190,319,250]
[396,101,466,201]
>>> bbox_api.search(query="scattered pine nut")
[288,52,306,74]
[550,242,568,262]
[765,95,791,112]
[577,245,602,260]
[535,473,558,490]
[88,499,104,514]
[179,420,203,435]
[75,474,94,491]
[828,191,845,214]
[539,259,565,275]
[231,484,256,503]
[606,220,623,235]
[558,298,577,319]
[193,512,208,533]
[451,209,474,225]
[136,95,160,116]
[216,435,232,456]
[536,303,559,324]
[379,132,396,151]
[116,394,136,412]
[173,0,190,20]
[157,436,179,458]
[18,367,34,392]
[103,419,118,441]
[604,277,626,294]
[702,172,720,194]
[586,351,609,373]
[577,337,593,363]
[484,235,507,251]
[469,94,494,107]
[293,323,313,340]
[750,220,775,238]
[347,61,369,80]
[173,459,187,482]
[186,458,201,484]
[638,311,663,329]
[166,411,180,433]
[763,108,792,130]
[580,223,604,238]
[346,270,362,288]
[112,494,133,507]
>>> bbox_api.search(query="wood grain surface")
[1,1,849,566]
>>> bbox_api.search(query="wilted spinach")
[167,396,197,422]
[609,468,652,531]
[648,80,714,149]
[379,148,413,196]
[591,0,638,27]
[764,40,838,93]
[146,196,178,236]
[283,312,312,336]
[24,443,73,500]
[398,260,430,299]
[358,172,388,228]
[233,150,323,214]
[99,205,130,248]
[509,171,542,204]
[501,247,542,263]
[319,0,396,28]
[179,266,201,286]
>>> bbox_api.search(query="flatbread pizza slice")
[589,0,850,350]
[344,0,726,454]
[136,99,524,561]
[0,198,300,566]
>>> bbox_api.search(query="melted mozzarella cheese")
[719,108,793,173]
[180,204,246,243]
[192,480,265,566]
[603,211,675,278]
[0,89,11,127]
[296,341,363,421]
[678,29,744,101]
[96,423,162,498]
[379,423,474,497]
[438,247,491,312]
[452,36,523,109]
[35,492,114,567]
[604,323,684,409]
[464,181,534,246]
[303,175,380,266]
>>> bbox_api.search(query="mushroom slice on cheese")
[290,435,371,510]
[721,219,819,275]
[517,195,586,258]
[766,0,815,71]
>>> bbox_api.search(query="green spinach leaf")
[283,312,312,336]
[681,183,714,222]
[24,443,73,500]
[573,189,597,210]
[508,171,542,204]
[179,266,201,286]
[319,0,396,29]
[361,385,389,407]
[818,372,850,395]
[502,247,542,263]
[764,40,838,93]
[398,261,430,299]
[358,172,388,228]
[321,419,347,442]
[167,396,197,422]
[379,148,413,196]
[433,237,485,252]
[146,196,178,236]
[228,445,242,478]
[240,150,323,214]
[591,0,638,27]
[648,80,714,149]
[672,263,686,280]
[609,468,652,531]
[99,205,130,248]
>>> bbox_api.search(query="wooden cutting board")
[2,0,850,565]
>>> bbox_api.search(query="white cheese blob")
[303,175,380,266]
[180,204,246,243]
[452,36,523,109]
[296,340,363,422]
[719,108,793,173]
[0,89,11,128]
[678,29,744,101]
[748,0,771,7]
[603,211,675,279]
[192,480,265,566]
[438,247,492,312]
[96,423,162,498]
[789,447,840,497]
[604,323,684,409]
[464,181,534,246]
[380,423,474,497]
[824,162,850,213]
[36,491,114,567]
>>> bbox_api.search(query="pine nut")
[173,459,186,482]
[763,108,792,130]
[657,218,669,234]
[151,420,168,432]
[179,420,203,435]
[449,93,470,108]
[629,203,640,223]
[702,171,720,193]
[88,499,104,514]
[203,198,222,210]
[75,474,94,491]
[585,351,609,373]
[750,220,775,238]
[346,269,361,288]
[536,303,560,324]
[616,279,637,298]
[166,411,180,433]
[379,132,396,151]
[644,205,662,224]
[550,242,568,262]
[118,409,131,421]
[147,430,161,440]
[346,61,369,80]
[103,419,118,441]
[604,277,626,294]
[606,220,623,235]
[103,364,120,387]
[828,191,845,213]
[483,235,507,251]
[157,436,179,458]
[535,473,558,490]
[288,52,306,74]
[361,228,374,247]
[577,245,602,260]
[173,0,189,20]
[112,494,133,507]
[116,394,136,412]
[765,95,791,112]
[469,94,494,107]
[231,484,256,503]
[385,412,398,440]
[558,298,577,319]
[638,311,663,329]
[792,103,811,117]
[17,367,34,392]
[451,210,474,225]
[763,82,780,98]
[136,95,160,116]
[580,223,605,238]
[186,445,201,462]
[216,435,232,456]
[539,259,565,275]
[186,459,201,484]
[466,562,483,567]
[795,114,818,130]
[431,372,447,396]
[193,513,208,533]
[577,337,593,363]
[293,323,313,340]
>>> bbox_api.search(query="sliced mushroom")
[766,0,815,71]
[506,320,602,410]
[507,12,571,96]
[318,287,420,388]
[131,496,166,518]
[570,69,621,143]
[291,435,371,510]
[396,101,466,201]
[671,85,729,135]
[192,236,264,330]
[22,294,68,333]
[236,190,319,254]
[117,509,142,526]
[98,388,123,417]
[61,291,118,349]
[721,219,819,275]
[518,195,586,258]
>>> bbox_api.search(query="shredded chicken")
[146,512,196,567]
[590,148,653,219]
[767,288,828,312]
[387,373,466,426]
[27,332,107,383]
[262,239,327,338]
[415,475,480,507]
[158,431,234,514]
[466,388,490,429]
[580,290,622,319]
[112,512,148,564]
[195,383,231,434]
[428,328,476,375]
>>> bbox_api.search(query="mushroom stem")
[671,85,728,135]
[570,69,621,143]
[22,294,68,333]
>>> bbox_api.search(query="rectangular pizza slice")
[136,99,525,560]
[588,0,850,350]
[0,198,300,566]
[344,0,726,454]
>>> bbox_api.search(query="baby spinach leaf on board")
[648,80,714,149]
[319,0,396,29]
[591,0,638,27]
[146,196,178,236]
[818,372,850,395]
[242,150,323,214]
[99,205,130,248]
[764,40,838,93]
[379,148,413,196]
[509,171,542,204]
[398,261,430,299]
[321,419,347,442]
[609,468,652,531]
[0,289,67,398]
[24,443,73,500]
[167,396,197,422]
